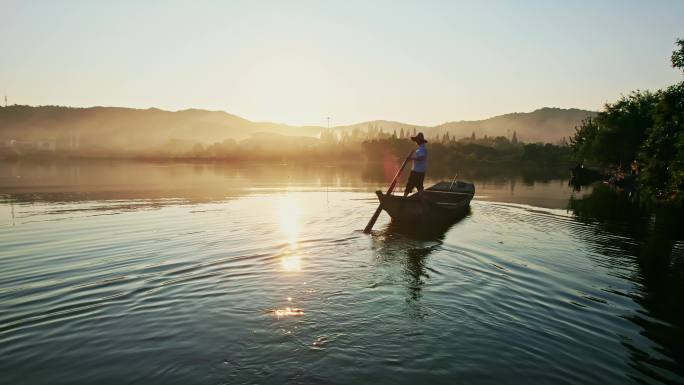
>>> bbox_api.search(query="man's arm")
[412,148,426,161]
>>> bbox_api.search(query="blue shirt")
[412,143,427,173]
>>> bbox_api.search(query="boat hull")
[375,181,474,226]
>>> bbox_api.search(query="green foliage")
[639,81,684,202]
[672,38,684,71]
[521,143,571,164]
[569,117,599,162]
[570,91,659,166]
[568,87,683,203]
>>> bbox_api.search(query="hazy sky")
[2,0,683,126]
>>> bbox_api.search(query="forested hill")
[0,105,595,148]
[0,105,321,150]
[433,108,597,143]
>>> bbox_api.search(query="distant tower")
[69,131,80,151]
[4,95,7,107]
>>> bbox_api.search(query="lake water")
[1,161,683,384]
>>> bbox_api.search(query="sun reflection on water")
[272,307,305,318]
[277,195,305,272]
[278,195,301,250]
[281,255,302,272]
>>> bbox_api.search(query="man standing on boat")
[403,132,428,197]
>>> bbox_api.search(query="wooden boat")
[375,181,475,226]
[569,164,603,186]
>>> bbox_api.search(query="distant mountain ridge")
[435,107,596,143]
[0,105,322,151]
[0,105,595,150]
[333,108,595,143]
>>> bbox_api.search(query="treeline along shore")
[0,127,573,169]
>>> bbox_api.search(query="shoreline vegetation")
[0,134,574,169]
[569,38,684,205]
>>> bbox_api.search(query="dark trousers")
[404,171,425,196]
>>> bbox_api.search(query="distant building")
[0,139,56,152]
[36,140,57,151]
[53,130,80,151]
[0,139,17,148]
[1,129,79,153]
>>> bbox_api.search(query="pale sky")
[1,0,683,126]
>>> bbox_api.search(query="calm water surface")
[1,161,683,384]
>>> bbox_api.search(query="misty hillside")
[333,108,595,143]
[0,105,320,151]
[0,106,595,152]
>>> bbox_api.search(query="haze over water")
[1,161,682,384]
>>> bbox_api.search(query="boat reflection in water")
[382,206,472,240]
[373,208,471,306]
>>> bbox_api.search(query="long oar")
[363,151,413,233]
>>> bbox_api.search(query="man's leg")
[404,171,416,197]
[416,172,425,193]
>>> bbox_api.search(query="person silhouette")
[403,132,428,197]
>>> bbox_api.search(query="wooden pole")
[363,151,413,233]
